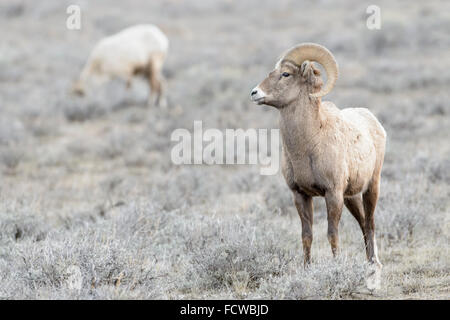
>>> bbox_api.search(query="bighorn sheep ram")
[251,43,386,288]
[73,24,169,106]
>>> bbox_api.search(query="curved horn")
[281,43,338,98]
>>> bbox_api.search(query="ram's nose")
[250,86,266,104]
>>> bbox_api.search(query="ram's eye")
[282,72,290,77]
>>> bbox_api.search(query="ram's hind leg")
[344,195,368,258]
[363,176,382,290]
[363,179,381,267]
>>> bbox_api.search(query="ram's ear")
[300,60,311,77]
[301,61,323,93]
[301,61,320,76]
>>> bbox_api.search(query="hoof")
[366,262,382,291]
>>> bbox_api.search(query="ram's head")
[251,43,338,108]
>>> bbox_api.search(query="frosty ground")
[0,0,449,299]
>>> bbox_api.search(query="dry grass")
[0,0,449,299]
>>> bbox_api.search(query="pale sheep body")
[251,43,386,289]
[74,24,169,106]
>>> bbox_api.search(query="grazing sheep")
[250,43,386,288]
[72,24,169,107]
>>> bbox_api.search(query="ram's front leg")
[293,190,314,266]
[325,191,344,257]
